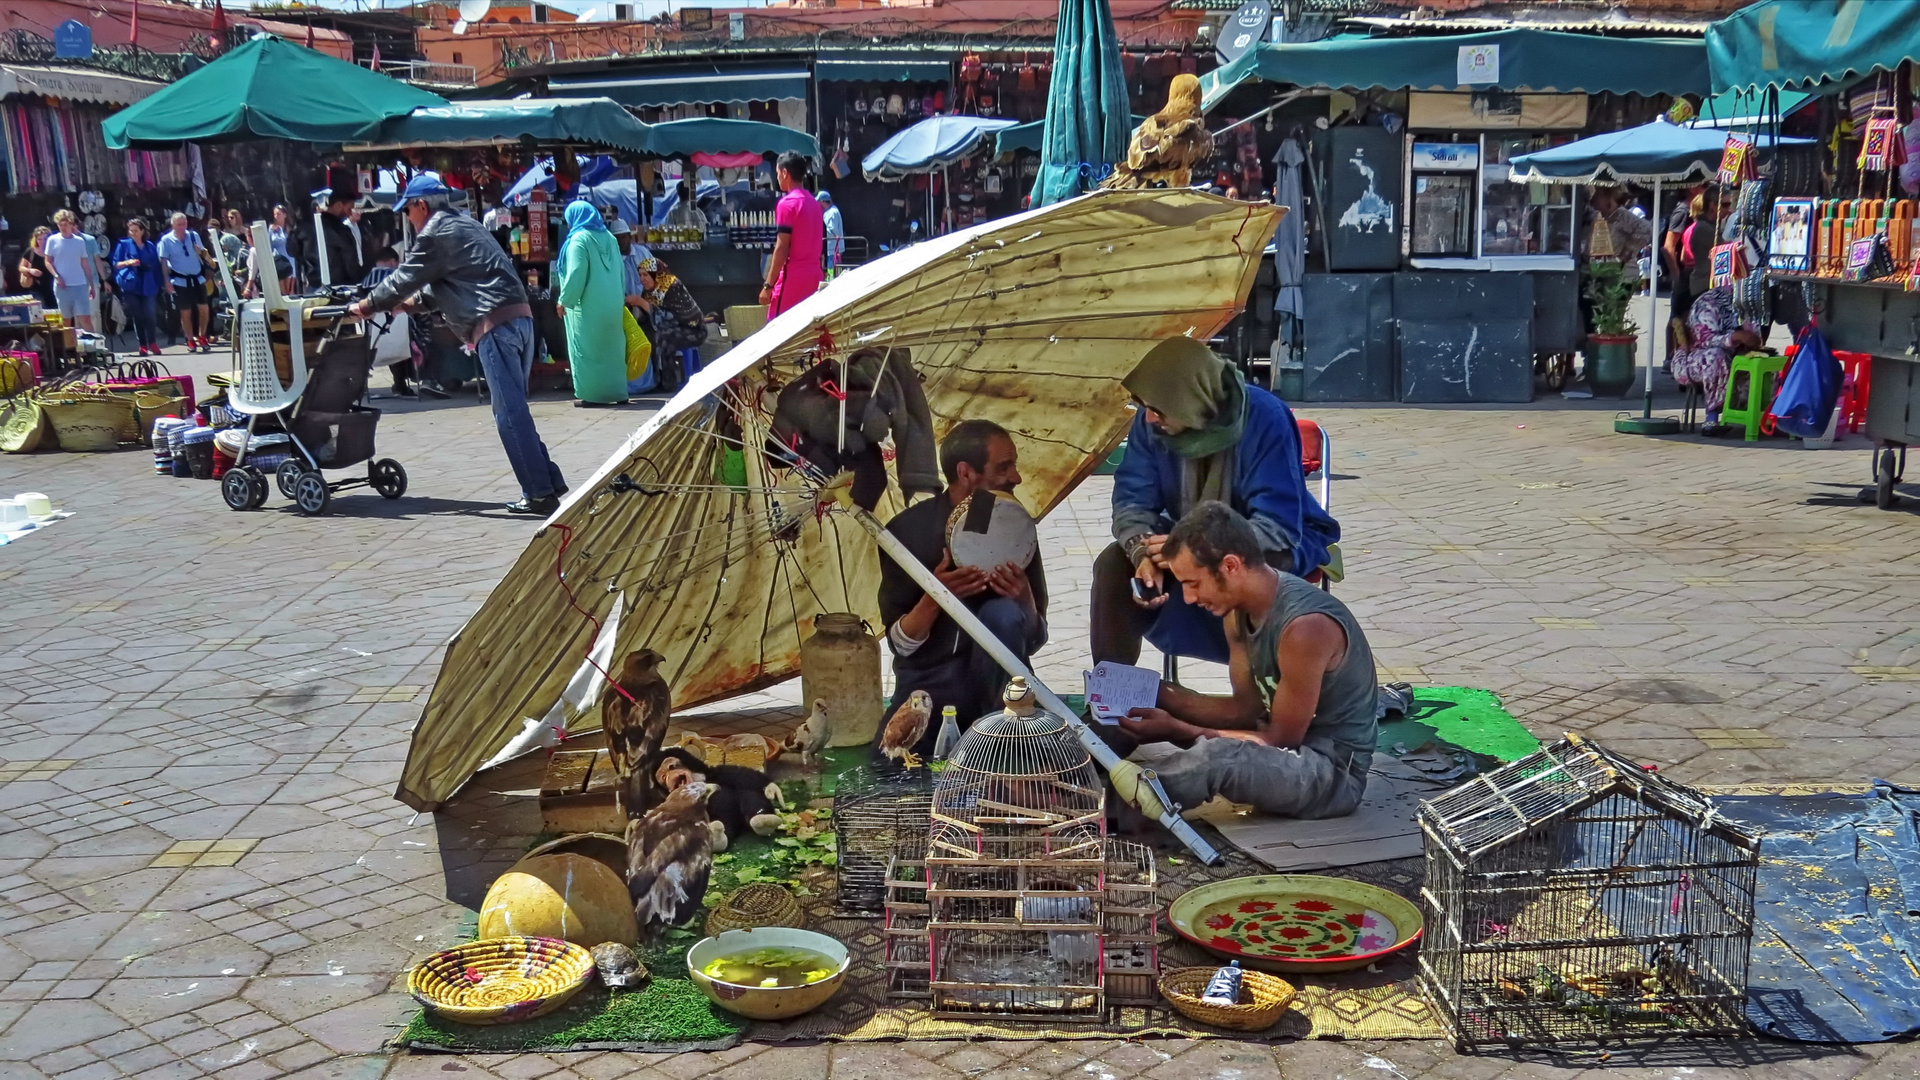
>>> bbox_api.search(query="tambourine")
[945,489,1038,571]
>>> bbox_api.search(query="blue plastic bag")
[1769,323,1844,439]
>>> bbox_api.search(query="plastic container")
[799,613,883,748]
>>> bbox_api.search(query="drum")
[945,489,1038,571]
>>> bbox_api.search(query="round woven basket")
[705,883,804,936]
[408,936,595,1026]
[1157,967,1297,1032]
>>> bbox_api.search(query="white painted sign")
[1457,44,1500,86]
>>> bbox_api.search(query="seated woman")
[634,256,708,393]
[1092,337,1339,667]
[1671,284,1763,434]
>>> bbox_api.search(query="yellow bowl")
[686,927,849,1020]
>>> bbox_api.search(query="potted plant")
[1584,260,1640,397]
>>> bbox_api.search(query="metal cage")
[1416,735,1760,1051]
[833,765,932,915]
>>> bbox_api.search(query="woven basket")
[132,392,189,445]
[705,883,804,936]
[1157,967,1297,1032]
[39,390,136,452]
[1,396,44,453]
[408,936,594,1026]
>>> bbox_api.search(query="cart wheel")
[221,469,255,511]
[294,473,331,516]
[244,467,269,509]
[1546,363,1568,391]
[1878,448,1900,510]
[369,458,408,500]
[277,459,307,500]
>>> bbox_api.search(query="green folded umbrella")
[104,36,446,149]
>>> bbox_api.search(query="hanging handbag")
[1858,115,1907,171]
[1717,135,1757,186]
[1709,241,1748,287]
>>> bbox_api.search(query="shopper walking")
[761,151,825,317]
[554,199,628,406]
[111,218,164,356]
[158,213,213,352]
[45,210,97,332]
[348,173,568,516]
[17,226,56,311]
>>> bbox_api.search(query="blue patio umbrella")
[503,155,622,206]
[1034,0,1131,206]
[861,115,1017,180]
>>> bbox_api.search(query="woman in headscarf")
[1671,284,1762,434]
[633,255,708,387]
[555,199,629,405]
[1092,337,1341,666]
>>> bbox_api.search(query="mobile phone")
[1130,577,1162,603]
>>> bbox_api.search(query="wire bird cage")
[1416,735,1760,1051]
[833,765,933,915]
[924,678,1113,1021]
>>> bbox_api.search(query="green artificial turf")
[402,977,744,1051]
[1380,686,1540,764]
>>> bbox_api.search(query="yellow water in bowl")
[701,946,838,988]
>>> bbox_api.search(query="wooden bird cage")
[1417,734,1760,1051]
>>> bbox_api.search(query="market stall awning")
[550,62,809,107]
[1509,117,1812,183]
[995,115,1145,155]
[350,98,656,155]
[1212,29,1711,99]
[863,114,1017,180]
[1693,86,1817,128]
[646,117,817,158]
[0,64,162,106]
[815,51,954,83]
[103,36,445,148]
[1708,0,1920,92]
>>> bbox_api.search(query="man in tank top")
[1107,501,1379,820]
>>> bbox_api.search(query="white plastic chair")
[224,221,310,415]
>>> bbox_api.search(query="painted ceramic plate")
[1167,875,1423,973]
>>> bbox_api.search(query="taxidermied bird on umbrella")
[603,648,672,816]
[1103,74,1213,191]
[878,689,934,769]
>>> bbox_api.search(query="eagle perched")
[626,780,717,936]
[603,649,672,817]
[1102,73,1212,191]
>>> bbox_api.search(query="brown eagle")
[626,780,717,936]
[1102,73,1213,191]
[603,648,672,818]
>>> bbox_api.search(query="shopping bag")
[1768,323,1843,438]
[1718,135,1757,186]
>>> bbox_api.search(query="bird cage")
[1417,734,1760,1051]
[833,764,932,915]
[924,678,1111,1021]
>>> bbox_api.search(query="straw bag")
[38,386,137,452]
[0,395,46,453]
[133,390,190,445]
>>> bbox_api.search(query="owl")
[878,690,934,769]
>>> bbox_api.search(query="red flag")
[211,0,229,39]
[370,41,382,69]
[129,0,139,50]
[305,20,315,49]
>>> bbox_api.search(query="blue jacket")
[110,238,162,297]
[1111,384,1339,577]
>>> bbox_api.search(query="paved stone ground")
[2,346,1918,1079]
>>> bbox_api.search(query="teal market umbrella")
[1033,0,1132,206]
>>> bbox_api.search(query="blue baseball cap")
[395,172,451,210]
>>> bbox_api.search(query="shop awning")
[1693,86,1817,128]
[0,64,163,106]
[351,98,656,154]
[995,115,1145,155]
[1212,29,1711,100]
[103,36,444,148]
[863,114,1017,180]
[815,51,953,83]
[551,63,809,107]
[1509,117,1812,184]
[1708,0,1920,92]
[646,117,815,158]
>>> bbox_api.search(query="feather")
[603,649,671,817]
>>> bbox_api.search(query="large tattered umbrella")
[397,190,1283,861]
[1033,0,1132,205]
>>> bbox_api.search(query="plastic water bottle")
[933,705,961,761]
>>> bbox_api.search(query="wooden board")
[540,748,624,835]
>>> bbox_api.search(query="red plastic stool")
[1779,345,1873,436]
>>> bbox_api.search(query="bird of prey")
[785,698,830,766]
[626,780,716,936]
[1102,74,1213,191]
[603,648,671,818]
[878,690,934,769]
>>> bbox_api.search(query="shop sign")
[53,20,92,60]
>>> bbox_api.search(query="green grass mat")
[1380,686,1539,764]
[402,977,744,1052]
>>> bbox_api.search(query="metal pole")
[1643,179,1659,418]
[845,505,1222,866]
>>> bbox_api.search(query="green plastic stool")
[1722,353,1788,442]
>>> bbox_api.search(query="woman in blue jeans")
[111,218,164,357]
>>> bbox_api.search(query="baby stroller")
[214,223,408,516]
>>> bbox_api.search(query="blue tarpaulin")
[1509,118,1812,184]
[1718,784,1920,1043]
[862,115,1017,180]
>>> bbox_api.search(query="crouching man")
[1108,501,1377,820]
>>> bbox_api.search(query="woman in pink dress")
[762,151,825,317]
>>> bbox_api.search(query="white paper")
[1457,44,1499,86]
[1082,662,1161,725]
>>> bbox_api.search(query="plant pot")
[1586,335,1638,397]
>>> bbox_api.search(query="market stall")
[862,114,1018,237]
[1707,0,1920,506]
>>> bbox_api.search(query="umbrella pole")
[847,505,1223,866]
[1616,178,1680,435]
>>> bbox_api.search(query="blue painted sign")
[53,20,92,60]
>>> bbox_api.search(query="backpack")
[1768,323,1844,438]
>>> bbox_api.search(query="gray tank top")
[1238,574,1378,758]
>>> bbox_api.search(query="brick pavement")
[2,350,1917,1078]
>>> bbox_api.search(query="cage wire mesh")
[834,764,933,915]
[1417,735,1759,1050]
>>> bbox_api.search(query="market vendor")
[1672,284,1763,436]
[878,420,1048,753]
[1107,501,1378,820]
[1092,337,1338,668]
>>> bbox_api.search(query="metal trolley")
[212,223,408,516]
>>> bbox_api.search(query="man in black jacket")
[348,173,566,515]
[878,420,1047,754]
[305,190,364,288]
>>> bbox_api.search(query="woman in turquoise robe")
[555,200,628,405]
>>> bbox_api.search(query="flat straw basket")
[408,936,595,1026]
[705,882,804,935]
[1157,967,1297,1032]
